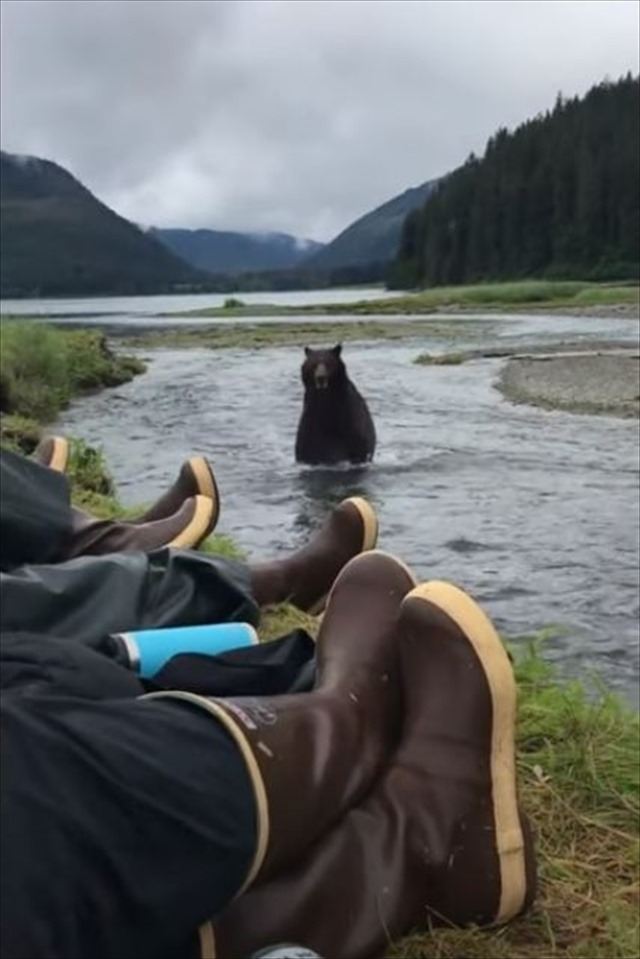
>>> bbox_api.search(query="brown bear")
[294,344,376,465]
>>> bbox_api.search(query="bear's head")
[300,344,347,392]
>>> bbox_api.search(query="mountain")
[391,74,640,288]
[150,227,324,275]
[300,179,439,272]
[0,152,207,298]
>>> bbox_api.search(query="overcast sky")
[1,0,638,241]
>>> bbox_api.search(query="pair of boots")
[148,551,536,958]
[33,436,221,558]
[33,436,382,619]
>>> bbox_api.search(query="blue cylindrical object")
[112,622,259,679]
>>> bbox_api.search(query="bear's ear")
[304,346,312,357]
[332,343,342,358]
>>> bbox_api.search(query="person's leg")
[0,447,73,570]
[0,551,414,959]
[61,494,216,558]
[31,438,221,527]
[0,497,378,645]
[0,692,257,959]
[131,455,220,525]
[0,547,260,643]
[1,446,218,565]
[249,496,378,612]
[209,580,537,959]
[146,551,417,889]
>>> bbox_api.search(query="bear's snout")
[314,363,330,389]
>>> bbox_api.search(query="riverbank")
[116,316,501,350]
[414,342,640,419]
[0,319,146,453]
[498,351,640,419]
[159,280,640,319]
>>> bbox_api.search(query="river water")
[52,305,640,704]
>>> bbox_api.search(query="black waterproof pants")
[1,634,258,959]
[0,450,317,958]
[0,448,72,570]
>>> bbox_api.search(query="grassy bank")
[0,319,145,453]
[118,316,498,351]
[161,280,640,319]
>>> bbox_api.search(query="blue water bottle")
[111,622,259,679]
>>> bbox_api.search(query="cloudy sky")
[1,0,638,241]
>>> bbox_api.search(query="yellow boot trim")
[405,580,527,925]
[49,436,70,473]
[189,456,219,529]
[168,495,214,550]
[198,920,216,958]
[343,496,378,552]
[307,497,380,615]
[141,689,269,897]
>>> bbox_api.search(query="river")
[50,304,640,705]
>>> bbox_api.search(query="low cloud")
[1,0,638,240]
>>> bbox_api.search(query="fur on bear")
[294,344,376,465]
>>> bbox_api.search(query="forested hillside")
[390,75,639,288]
[305,179,438,271]
[0,152,207,297]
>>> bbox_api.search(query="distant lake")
[0,286,398,319]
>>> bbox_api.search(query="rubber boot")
[132,456,220,526]
[61,495,216,558]
[31,435,70,473]
[145,550,416,903]
[209,581,537,959]
[249,497,378,612]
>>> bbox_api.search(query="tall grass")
[160,280,639,319]
[334,280,640,315]
[0,319,145,422]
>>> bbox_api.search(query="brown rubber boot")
[249,496,378,612]
[132,456,220,527]
[61,495,216,558]
[31,435,70,473]
[145,550,416,902]
[208,581,536,959]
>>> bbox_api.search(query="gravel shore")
[497,349,640,418]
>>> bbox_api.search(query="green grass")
[0,318,145,423]
[157,280,639,320]
[119,317,497,351]
[333,280,640,316]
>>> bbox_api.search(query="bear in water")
[294,344,376,465]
